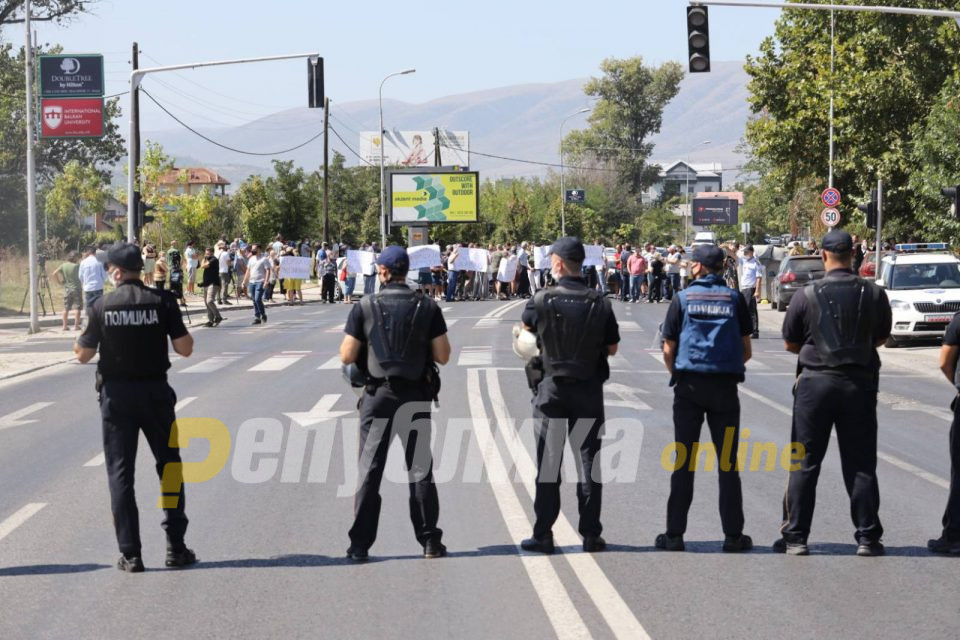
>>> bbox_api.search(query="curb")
[0,356,76,381]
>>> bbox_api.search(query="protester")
[199,247,223,327]
[54,251,82,330]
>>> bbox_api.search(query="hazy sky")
[7,0,780,128]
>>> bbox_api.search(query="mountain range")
[139,60,753,189]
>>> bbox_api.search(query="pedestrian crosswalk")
[457,346,493,367]
[249,354,306,371]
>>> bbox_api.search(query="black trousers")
[99,379,188,555]
[321,273,336,303]
[532,377,604,539]
[943,396,960,541]
[781,372,883,543]
[668,375,744,536]
[741,287,758,335]
[348,383,441,550]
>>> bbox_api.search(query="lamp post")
[684,140,711,244]
[559,108,591,236]
[378,68,416,248]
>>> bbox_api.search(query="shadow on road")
[0,563,109,576]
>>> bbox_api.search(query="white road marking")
[175,396,197,412]
[0,503,46,542]
[180,355,242,373]
[318,355,342,370]
[739,386,951,490]
[83,452,105,467]
[0,402,54,430]
[746,358,770,370]
[441,306,453,312]
[474,299,526,328]
[484,368,652,639]
[647,352,665,365]
[618,320,644,332]
[877,391,953,422]
[446,319,459,327]
[457,346,493,367]
[282,350,312,354]
[284,394,351,427]
[604,382,652,410]
[465,369,592,640]
[248,354,306,372]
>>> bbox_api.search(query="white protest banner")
[278,256,312,280]
[533,245,552,270]
[583,245,605,267]
[498,256,519,282]
[408,244,442,270]
[347,250,377,275]
[454,247,489,272]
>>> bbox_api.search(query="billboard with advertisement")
[692,198,739,226]
[40,98,105,138]
[38,54,104,97]
[360,130,469,167]
[388,169,479,224]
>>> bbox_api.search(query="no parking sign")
[821,188,841,208]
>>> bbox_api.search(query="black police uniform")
[77,277,191,561]
[660,271,753,546]
[343,283,446,554]
[934,315,960,550]
[521,270,619,548]
[780,264,891,548]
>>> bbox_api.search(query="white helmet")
[512,324,540,361]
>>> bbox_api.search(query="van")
[691,231,717,247]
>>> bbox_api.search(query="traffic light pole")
[690,1,960,25]
[126,52,320,242]
[875,179,883,281]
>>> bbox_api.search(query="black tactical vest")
[361,286,431,380]
[534,285,608,380]
[804,276,877,368]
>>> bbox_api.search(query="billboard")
[38,54,104,98]
[692,198,739,226]
[40,98,105,138]
[360,130,469,167]
[388,169,479,224]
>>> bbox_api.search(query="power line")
[439,142,619,173]
[141,89,324,157]
[328,125,374,166]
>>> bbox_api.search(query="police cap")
[822,230,853,253]
[106,242,144,272]
[549,237,586,263]
[691,244,724,270]
[376,245,410,272]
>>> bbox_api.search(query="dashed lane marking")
[0,402,55,431]
[0,503,46,543]
[318,355,342,370]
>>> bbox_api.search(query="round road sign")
[821,188,841,208]
[821,207,841,228]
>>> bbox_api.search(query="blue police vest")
[674,274,745,375]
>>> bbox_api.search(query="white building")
[643,161,723,205]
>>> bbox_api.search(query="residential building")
[155,167,230,196]
[643,161,723,205]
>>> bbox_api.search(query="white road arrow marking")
[0,402,54,431]
[0,503,46,542]
[604,382,652,410]
[283,394,351,427]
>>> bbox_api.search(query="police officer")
[339,246,451,561]
[929,313,960,554]
[658,244,754,552]
[519,237,620,554]
[73,243,197,573]
[778,230,891,556]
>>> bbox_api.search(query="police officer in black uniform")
[519,237,620,554]
[929,313,960,554]
[777,230,891,556]
[339,245,451,561]
[658,244,754,552]
[74,243,197,573]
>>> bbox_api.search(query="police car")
[877,243,960,347]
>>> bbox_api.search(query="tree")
[744,3,960,239]
[43,159,107,249]
[0,0,95,26]
[563,57,684,194]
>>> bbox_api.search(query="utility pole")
[322,96,330,244]
[131,42,141,240]
[24,0,39,334]
[433,126,442,166]
[875,179,883,279]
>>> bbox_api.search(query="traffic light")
[941,186,960,219]
[308,56,324,109]
[134,192,155,231]
[687,6,711,73]
[858,189,878,229]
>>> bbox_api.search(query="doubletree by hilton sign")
[38,55,104,98]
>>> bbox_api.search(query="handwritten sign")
[408,244,442,270]
[278,256,312,280]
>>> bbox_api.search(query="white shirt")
[739,256,762,288]
[185,246,198,268]
[78,255,106,292]
[666,252,681,274]
[247,255,271,284]
[218,251,231,273]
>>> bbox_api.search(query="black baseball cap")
[376,245,410,272]
[106,242,144,272]
[549,237,586,262]
[822,230,853,253]
[691,244,725,270]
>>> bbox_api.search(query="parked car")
[878,246,960,347]
[692,231,717,247]
[859,251,894,279]
[771,255,826,311]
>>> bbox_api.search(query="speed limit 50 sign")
[821,207,841,228]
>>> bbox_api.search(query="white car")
[692,231,717,247]
[878,249,960,347]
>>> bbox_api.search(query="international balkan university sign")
[38,55,105,139]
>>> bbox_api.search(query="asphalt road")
[0,297,957,639]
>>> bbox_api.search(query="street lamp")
[684,140,711,244]
[559,108,591,236]
[378,68,416,248]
